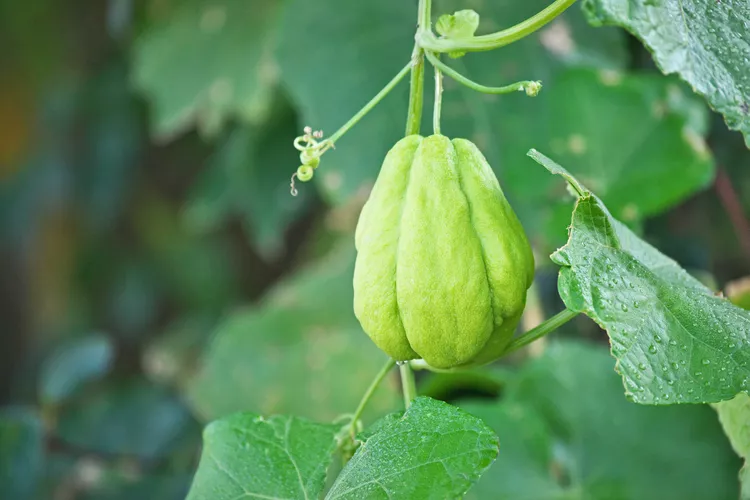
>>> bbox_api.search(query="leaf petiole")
[417,0,578,54]
[400,363,418,408]
[348,358,397,440]
[425,51,541,96]
[504,308,579,355]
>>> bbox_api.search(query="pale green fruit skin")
[353,135,535,369]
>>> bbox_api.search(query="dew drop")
[702,359,711,366]
[695,371,703,377]
[648,344,658,354]
[638,363,647,371]
[621,304,629,312]
[671,362,679,370]
[668,339,677,346]
[633,301,640,308]
[654,335,663,344]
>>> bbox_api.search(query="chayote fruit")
[353,135,534,369]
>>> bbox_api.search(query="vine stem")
[418,0,577,53]
[326,61,412,146]
[349,358,396,440]
[504,308,579,355]
[405,0,431,135]
[433,58,443,134]
[425,51,540,96]
[399,363,418,408]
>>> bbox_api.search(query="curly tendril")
[289,126,333,196]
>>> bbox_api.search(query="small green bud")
[524,81,542,97]
[436,9,480,40]
[297,165,314,182]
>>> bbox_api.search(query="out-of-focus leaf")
[105,260,161,339]
[497,69,713,248]
[143,315,216,387]
[531,151,750,405]
[187,241,400,422]
[584,0,750,147]
[714,394,750,499]
[77,60,142,233]
[0,407,44,500]
[186,412,339,500]
[727,277,750,311]
[463,341,740,500]
[81,473,192,500]
[135,194,240,312]
[57,380,198,460]
[39,334,114,405]
[184,99,312,258]
[133,0,281,138]
[327,397,497,499]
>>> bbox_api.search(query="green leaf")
[715,394,750,499]
[0,408,44,500]
[187,241,401,422]
[57,380,198,460]
[583,0,750,147]
[436,10,480,40]
[463,341,741,500]
[186,413,339,500]
[133,0,281,138]
[530,150,750,405]
[325,397,498,499]
[277,0,415,203]
[39,334,114,405]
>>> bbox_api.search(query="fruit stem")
[400,363,418,408]
[349,358,397,440]
[425,51,541,96]
[405,0,432,135]
[433,59,443,134]
[504,308,579,355]
[417,0,578,53]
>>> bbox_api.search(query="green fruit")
[353,135,534,369]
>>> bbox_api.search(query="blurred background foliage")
[1,0,749,498]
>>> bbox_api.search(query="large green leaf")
[186,412,339,500]
[715,394,750,499]
[463,341,741,500]
[530,150,750,405]
[133,0,281,138]
[326,397,498,499]
[187,241,400,422]
[0,408,44,500]
[584,0,750,147]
